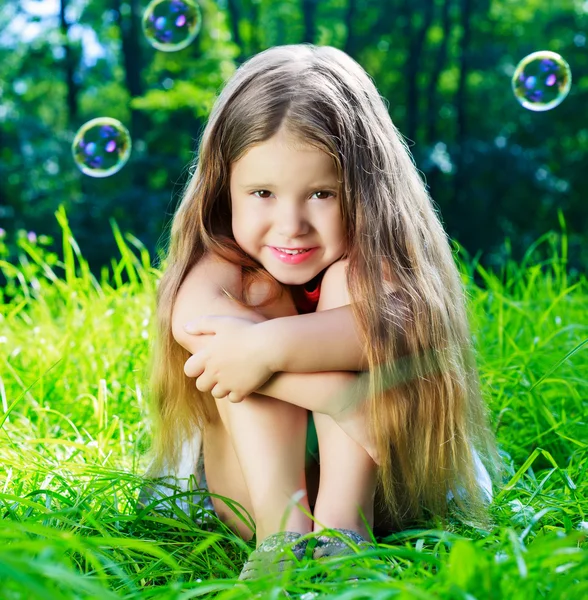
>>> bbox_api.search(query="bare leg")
[204,394,313,544]
[203,282,315,546]
[311,259,379,539]
[311,412,377,539]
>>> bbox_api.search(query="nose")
[276,203,310,239]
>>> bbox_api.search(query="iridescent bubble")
[72,117,132,178]
[142,0,202,52]
[512,51,572,112]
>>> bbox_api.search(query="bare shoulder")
[172,252,242,343]
[172,251,295,351]
[322,258,349,279]
[322,257,399,293]
[315,259,351,307]
[183,251,242,296]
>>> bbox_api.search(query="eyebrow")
[239,181,339,189]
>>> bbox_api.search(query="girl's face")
[229,128,346,286]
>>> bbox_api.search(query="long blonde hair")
[145,43,503,530]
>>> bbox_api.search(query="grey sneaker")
[238,531,309,581]
[312,528,374,559]
[312,528,376,583]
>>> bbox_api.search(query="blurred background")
[1,0,586,281]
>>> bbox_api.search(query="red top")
[293,272,323,314]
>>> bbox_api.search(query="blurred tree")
[0,0,586,283]
[60,0,80,124]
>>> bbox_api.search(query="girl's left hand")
[182,316,274,403]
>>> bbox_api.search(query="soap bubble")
[72,117,132,178]
[142,0,202,52]
[512,51,572,111]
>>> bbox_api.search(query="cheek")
[332,215,347,241]
[233,208,258,233]
[231,203,247,228]
[231,210,260,249]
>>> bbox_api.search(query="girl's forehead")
[232,140,337,179]
[244,137,322,156]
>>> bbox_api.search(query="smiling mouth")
[271,247,316,254]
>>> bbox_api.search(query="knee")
[214,392,307,436]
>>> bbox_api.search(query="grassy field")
[0,205,586,599]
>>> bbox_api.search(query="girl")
[144,43,503,580]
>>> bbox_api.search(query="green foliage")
[0,207,586,598]
[130,80,218,118]
[1,0,587,281]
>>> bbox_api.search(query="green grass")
[0,205,586,599]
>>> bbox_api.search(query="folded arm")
[254,369,363,416]
[173,254,373,417]
[257,304,369,373]
[256,257,399,374]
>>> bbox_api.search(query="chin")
[270,272,302,285]
[267,270,307,285]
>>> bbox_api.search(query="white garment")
[137,429,212,522]
[446,445,493,504]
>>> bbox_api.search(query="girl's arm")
[256,258,400,374]
[255,369,362,416]
[256,304,368,373]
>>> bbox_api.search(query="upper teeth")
[277,248,309,255]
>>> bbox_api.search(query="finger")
[184,353,205,377]
[227,392,242,403]
[195,374,214,393]
[184,316,216,335]
[211,384,229,399]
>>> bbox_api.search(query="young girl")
[144,43,503,580]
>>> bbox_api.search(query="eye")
[251,190,336,200]
[252,190,272,199]
[312,191,336,200]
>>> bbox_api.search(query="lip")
[269,246,318,265]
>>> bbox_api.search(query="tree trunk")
[226,0,246,66]
[405,0,435,145]
[116,0,146,139]
[250,0,261,55]
[114,0,150,233]
[453,0,473,209]
[59,0,78,125]
[426,0,452,143]
[425,0,452,198]
[342,0,358,56]
[301,0,320,44]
